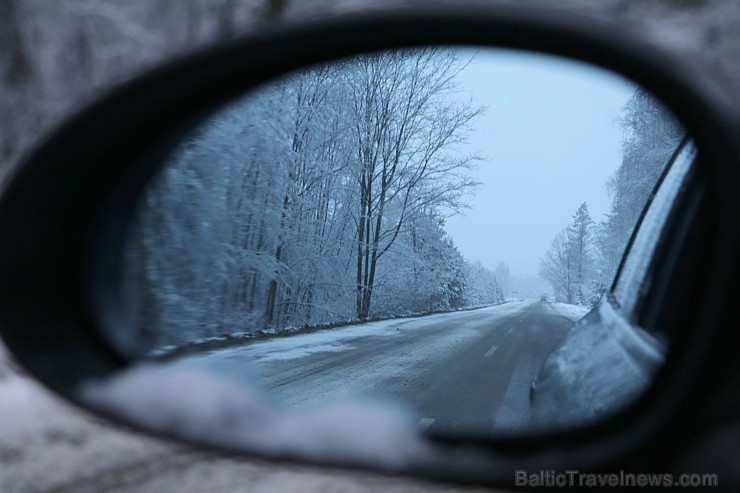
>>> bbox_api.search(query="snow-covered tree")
[539,230,575,304]
[593,87,683,286]
[539,202,594,305]
[568,202,594,305]
[538,88,683,308]
[122,48,487,350]
[493,262,511,298]
[346,48,483,319]
[465,261,504,307]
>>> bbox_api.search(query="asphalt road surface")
[194,300,583,436]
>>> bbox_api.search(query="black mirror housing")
[0,6,739,488]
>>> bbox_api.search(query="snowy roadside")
[147,302,509,361]
[545,302,590,320]
[167,302,533,412]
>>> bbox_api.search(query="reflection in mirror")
[93,47,689,442]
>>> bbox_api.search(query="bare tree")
[346,48,483,319]
[539,230,575,304]
[539,202,593,305]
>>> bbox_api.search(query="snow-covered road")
[181,300,585,435]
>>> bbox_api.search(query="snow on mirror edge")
[78,362,439,469]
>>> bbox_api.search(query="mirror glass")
[92,47,690,442]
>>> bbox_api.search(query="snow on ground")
[547,302,590,320]
[208,302,528,364]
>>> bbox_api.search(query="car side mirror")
[1,6,739,489]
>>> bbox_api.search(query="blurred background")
[2,1,740,491]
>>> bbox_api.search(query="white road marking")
[484,345,498,357]
[417,418,435,430]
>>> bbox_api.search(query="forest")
[124,48,505,350]
[538,88,684,306]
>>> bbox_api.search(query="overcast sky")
[444,48,633,278]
